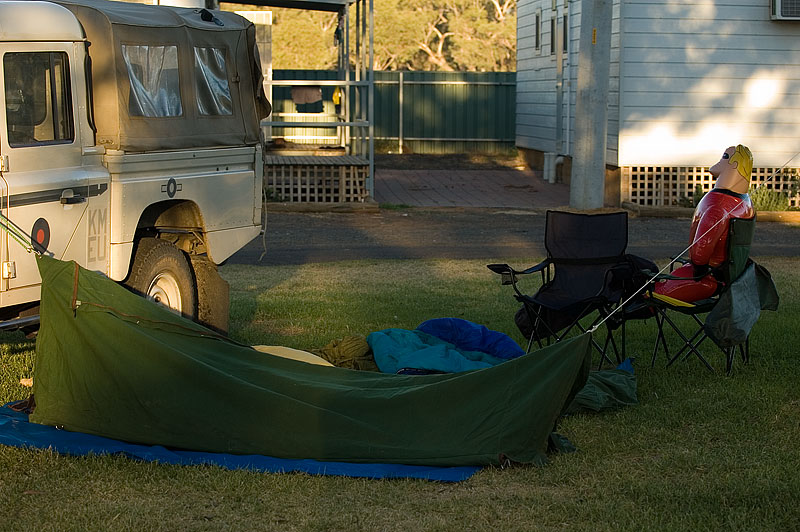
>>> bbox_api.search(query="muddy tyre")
[190,255,229,334]
[124,238,197,320]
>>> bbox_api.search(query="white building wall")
[516,0,559,153]
[618,0,800,167]
[516,0,622,164]
[607,6,621,164]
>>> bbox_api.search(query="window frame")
[3,50,75,148]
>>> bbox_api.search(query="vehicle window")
[4,52,74,147]
[121,44,182,117]
[194,47,232,116]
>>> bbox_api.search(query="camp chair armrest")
[521,259,551,275]
[487,259,551,277]
[669,255,690,272]
[487,263,528,287]
[488,260,550,290]
[651,272,709,282]
[487,263,513,275]
[653,259,714,282]
[640,268,710,299]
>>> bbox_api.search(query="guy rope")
[0,210,36,255]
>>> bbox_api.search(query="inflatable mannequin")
[654,144,755,302]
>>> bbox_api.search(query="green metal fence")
[271,70,516,154]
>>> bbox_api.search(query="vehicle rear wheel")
[124,238,197,319]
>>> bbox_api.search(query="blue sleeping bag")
[417,318,526,360]
[367,318,637,414]
[368,318,525,374]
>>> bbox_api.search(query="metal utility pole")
[570,0,613,209]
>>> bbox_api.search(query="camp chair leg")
[597,332,615,370]
[570,312,619,369]
[531,313,544,350]
[660,311,715,372]
[675,314,706,362]
[670,329,713,371]
[651,310,672,368]
[599,305,623,366]
[678,315,717,372]
[585,332,613,367]
[602,325,622,367]
[523,303,563,353]
[611,328,622,365]
[552,301,599,341]
[679,335,715,372]
[523,308,539,353]
[522,305,549,353]
[521,299,620,366]
[535,301,594,346]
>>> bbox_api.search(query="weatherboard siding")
[518,0,800,168]
[516,0,621,163]
[516,0,557,153]
[618,0,800,166]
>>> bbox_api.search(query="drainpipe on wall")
[544,152,556,184]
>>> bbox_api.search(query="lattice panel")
[622,166,799,207]
[266,164,369,203]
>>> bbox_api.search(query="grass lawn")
[1,256,799,531]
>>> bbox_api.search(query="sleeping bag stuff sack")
[30,256,591,467]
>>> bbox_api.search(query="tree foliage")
[221,0,516,71]
[271,8,340,70]
[405,0,516,71]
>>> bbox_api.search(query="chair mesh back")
[545,211,628,260]
[724,217,755,284]
[535,211,629,309]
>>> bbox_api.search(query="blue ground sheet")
[0,406,479,482]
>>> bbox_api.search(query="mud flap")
[190,255,229,334]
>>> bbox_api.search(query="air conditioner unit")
[772,0,800,20]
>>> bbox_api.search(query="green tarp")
[30,256,591,467]
[564,369,638,416]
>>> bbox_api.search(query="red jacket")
[689,189,754,268]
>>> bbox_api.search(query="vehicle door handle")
[60,193,86,205]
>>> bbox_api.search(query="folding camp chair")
[647,216,762,374]
[488,210,633,367]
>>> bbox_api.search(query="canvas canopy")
[30,256,592,467]
[53,0,270,151]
